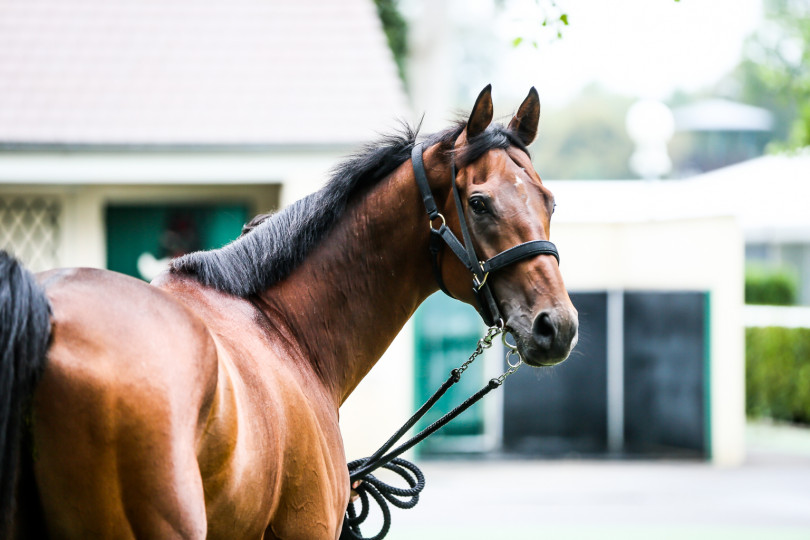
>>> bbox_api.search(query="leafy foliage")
[508,0,680,48]
[746,327,810,424]
[374,0,408,83]
[508,0,569,46]
[732,0,810,149]
[745,264,798,306]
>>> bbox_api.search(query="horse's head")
[436,85,578,367]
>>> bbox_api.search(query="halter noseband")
[411,142,560,327]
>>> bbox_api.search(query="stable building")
[0,0,746,467]
[0,0,408,275]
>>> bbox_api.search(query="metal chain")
[496,351,523,385]
[454,323,502,377]
[455,322,524,385]
[343,322,525,540]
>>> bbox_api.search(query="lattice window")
[0,196,61,272]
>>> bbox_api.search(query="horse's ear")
[466,84,494,139]
[508,87,541,145]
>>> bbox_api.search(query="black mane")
[169,121,528,296]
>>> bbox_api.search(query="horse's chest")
[267,390,349,539]
[267,450,348,539]
[202,361,349,539]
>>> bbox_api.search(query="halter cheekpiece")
[410,142,560,326]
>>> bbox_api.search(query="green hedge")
[746,327,810,424]
[745,265,798,305]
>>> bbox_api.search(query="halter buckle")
[472,262,490,291]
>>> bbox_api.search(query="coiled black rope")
[341,376,502,539]
[340,458,425,540]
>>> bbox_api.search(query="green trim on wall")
[703,292,713,460]
[412,293,487,455]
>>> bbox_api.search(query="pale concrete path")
[363,422,810,540]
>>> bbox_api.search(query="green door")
[414,292,488,455]
[106,204,248,280]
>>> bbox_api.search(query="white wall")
[552,215,744,466]
[0,182,280,270]
[0,148,348,268]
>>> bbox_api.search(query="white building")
[0,0,408,273]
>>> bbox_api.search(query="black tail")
[0,251,51,535]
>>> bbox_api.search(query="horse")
[0,85,578,539]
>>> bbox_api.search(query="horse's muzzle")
[521,307,578,367]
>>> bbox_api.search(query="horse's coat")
[0,86,578,539]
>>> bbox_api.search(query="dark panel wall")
[503,292,608,455]
[623,292,707,456]
[501,291,708,458]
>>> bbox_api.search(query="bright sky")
[456,0,765,106]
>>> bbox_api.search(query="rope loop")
[341,458,425,540]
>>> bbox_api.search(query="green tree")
[733,0,810,149]
[374,0,408,83]
[507,0,680,48]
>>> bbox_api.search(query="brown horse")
[0,85,577,539]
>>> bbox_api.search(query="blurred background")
[1,0,809,537]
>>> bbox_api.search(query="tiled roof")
[0,0,409,145]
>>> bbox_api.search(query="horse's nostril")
[532,311,557,350]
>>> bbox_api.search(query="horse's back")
[29,267,217,538]
[24,267,347,539]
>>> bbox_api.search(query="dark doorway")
[501,291,709,458]
[623,292,708,457]
[502,292,608,456]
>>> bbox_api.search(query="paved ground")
[355,421,810,540]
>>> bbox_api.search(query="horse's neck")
[258,162,441,405]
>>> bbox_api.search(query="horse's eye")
[469,197,488,215]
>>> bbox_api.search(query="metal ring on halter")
[505,349,522,368]
[501,331,519,353]
[429,213,446,231]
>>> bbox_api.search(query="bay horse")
[0,85,578,539]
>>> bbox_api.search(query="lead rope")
[340,325,523,540]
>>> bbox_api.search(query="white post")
[606,289,625,454]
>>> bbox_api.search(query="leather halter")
[411,142,560,327]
